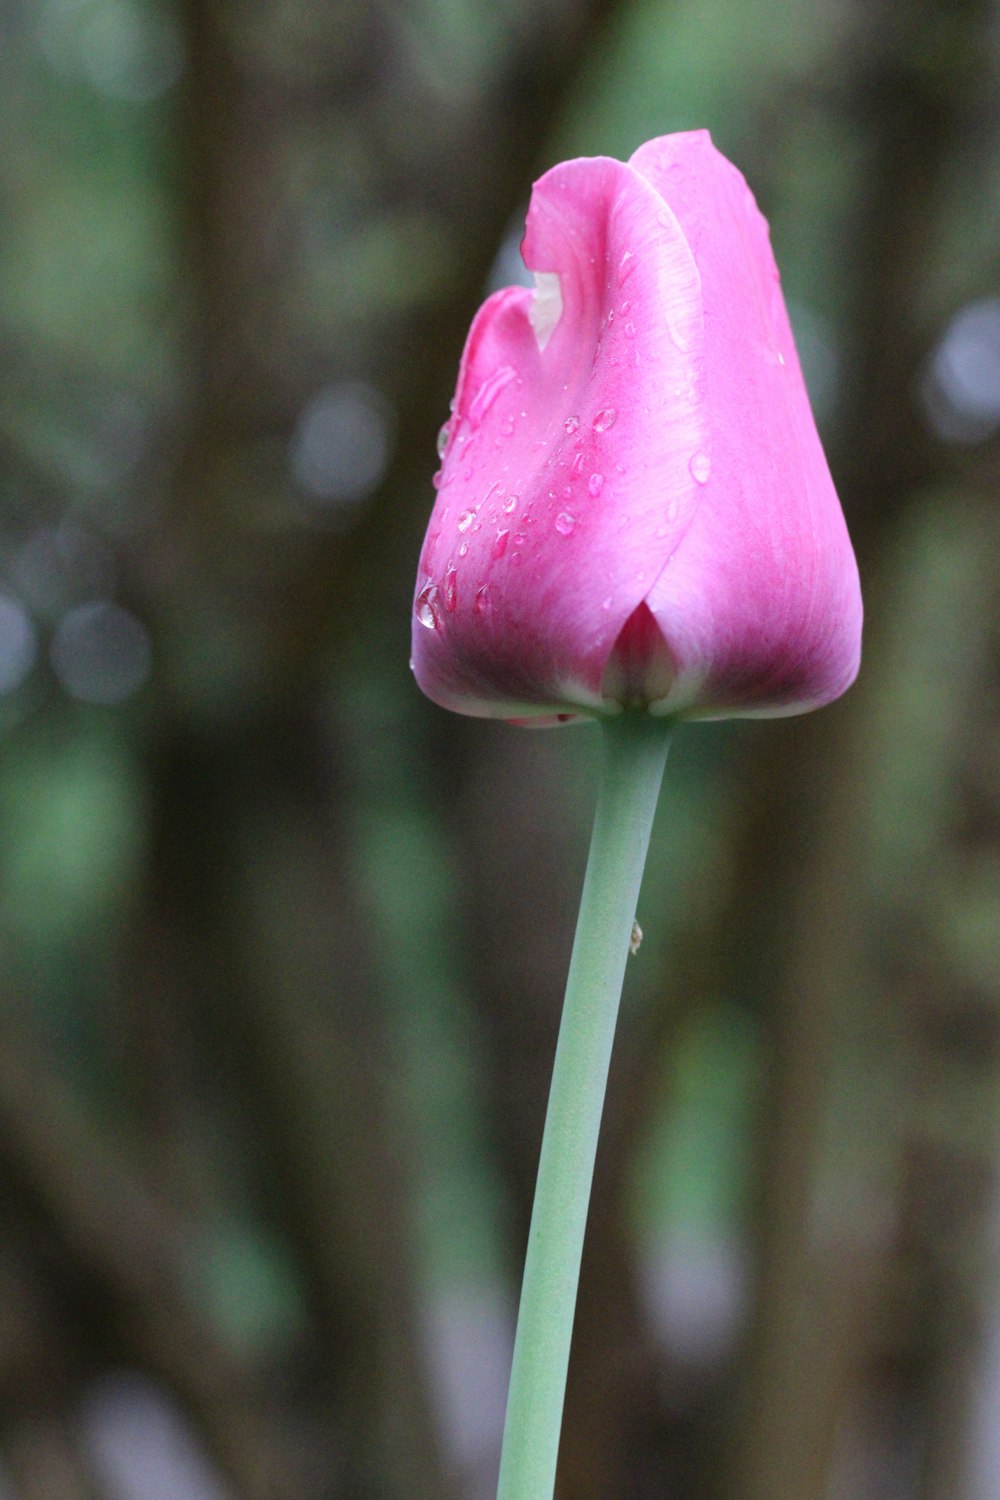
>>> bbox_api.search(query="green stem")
[496,711,672,1500]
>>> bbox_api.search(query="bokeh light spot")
[50,601,151,704]
[0,596,38,695]
[923,296,1000,443]
[289,380,394,514]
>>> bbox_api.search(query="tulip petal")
[413,155,708,720]
[631,132,862,715]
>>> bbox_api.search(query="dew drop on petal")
[436,423,450,459]
[624,322,636,339]
[474,584,491,616]
[587,472,605,498]
[618,250,635,284]
[444,564,458,611]
[563,415,580,435]
[689,452,712,484]
[571,452,585,475]
[554,512,576,536]
[468,364,518,427]
[503,494,518,514]
[669,313,691,352]
[492,530,509,560]
[458,540,469,557]
[415,583,441,630]
[512,533,526,548]
[457,509,476,533]
[592,407,617,432]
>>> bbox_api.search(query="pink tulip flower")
[412,130,862,724]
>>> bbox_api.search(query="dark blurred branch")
[0,1020,289,1500]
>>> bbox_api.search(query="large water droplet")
[492,530,509,560]
[592,408,617,432]
[563,415,580,435]
[457,509,476,533]
[554,512,576,536]
[436,423,450,459]
[415,583,441,630]
[468,365,517,427]
[689,452,711,484]
[588,472,605,498]
[444,564,458,612]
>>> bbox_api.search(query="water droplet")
[689,452,712,484]
[571,452,585,475]
[512,532,526,548]
[458,540,469,557]
[432,470,444,490]
[503,495,518,514]
[592,407,617,432]
[415,583,441,630]
[620,300,631,317]
[444,564,458,611]
[777,351,786,366]
[669,314,691,351]
[468,364,518,427]
[618,249,636,284]
[457,509,476,532]
[492,530,509,560]
[510,552,522,566]
[624,322,636,339]
[588,472,605,498]
[562,486,573,499]
[554,512,576,536]
[563,414,580,435]
[436,423,450,459]
[607,308,615,324]
[474,584,491,616]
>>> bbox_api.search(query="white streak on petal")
[529,271,563,351]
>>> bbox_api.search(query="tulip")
[413,129,861,724]
[412,133,863,1500]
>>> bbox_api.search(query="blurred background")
[1,0,999,1496]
